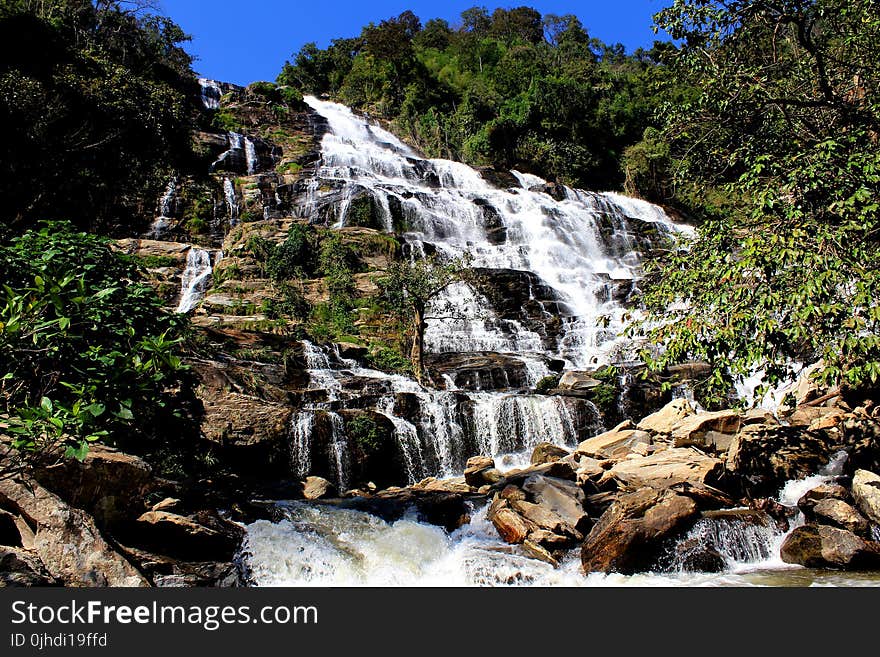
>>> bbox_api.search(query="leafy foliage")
[0,223,189,464]
[378,255,468,381]
[632,0,880,405]
[278,7,668,190]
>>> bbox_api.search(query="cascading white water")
[244,137,259,175]
[199,78,223,110]
[176,247,218,313]
[303,95,692,369]
[242,451,879,587]
[144,179,177,239]
[223,177,239,224]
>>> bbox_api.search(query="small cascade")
[470,393,582,468]
[223,177,239,224]
[211,132,260,175]
[668,450,850,573]
[144,179,178,239]
[245,137,259,175]
[289,413,314,479]
[176,247,217,313]
[326,412,349,492]
[199,78,223,110]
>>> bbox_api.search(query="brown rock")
[522,475,590,533]
[530,442,571,465]
[34,446,154,532]
[811,499,870,535]
[608,448,723,490]
[577,429,652,459]
[134,510,244,561]
[464,456,496,487]
[671,410,741,449]
[489,506,535,544]
[509,500,583,540]
[302,476,337,500]
[852,469,880,526]
[581,487,700,574]
[780,525,880,569]
[637,398,695,434]
[797,484,849,513]
[522,540,559,567]
[0,546,57,587]
[0,477,148,587]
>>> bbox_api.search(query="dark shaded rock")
[34,446,153,533]
[724,424,841,497]
[0,547,57,587]
[581,487,700,574]
[780,525,880,569]
[132,510,245,562]
[337,489,473,533]
[425,352,531,391]
[475,167,520,189]
[530,443,570,465]
[669,538,727,573]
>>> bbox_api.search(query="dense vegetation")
[632,0,880,405]
[278,7,668,191]
[0,0,201,234]
[0,223,192,471]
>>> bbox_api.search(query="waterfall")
[199,78,223,110]
[144,179,177,239]
[302,95,693,369]
[176,247,217,313]
[223,177,239,224]
[244,137,259,175]
[211,132,260,175]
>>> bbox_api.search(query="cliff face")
[117,80,712,494]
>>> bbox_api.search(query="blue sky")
[158,1,668,85]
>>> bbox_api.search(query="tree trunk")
[411,306,425,384]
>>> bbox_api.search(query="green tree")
[378,256,469,382]
[0,0,199,233]
[632,0,880,405]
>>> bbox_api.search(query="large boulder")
[671,410,741,451]
[530,443,570,465]
[133,510,245,562]
[810,499,870,535]
[521,475,590,533]
[608,448,723,490]
[581,487,700,574]
[780,525,880,569]
[302,476,337,500]
[0,477,148,587]
[724,424,839,497]
[637,398,695,434]
[577,428,652,459]
[34,446,154,532]
[851,469,880,526]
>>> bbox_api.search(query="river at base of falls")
[239,453,880,587]
[240,503,880,588]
